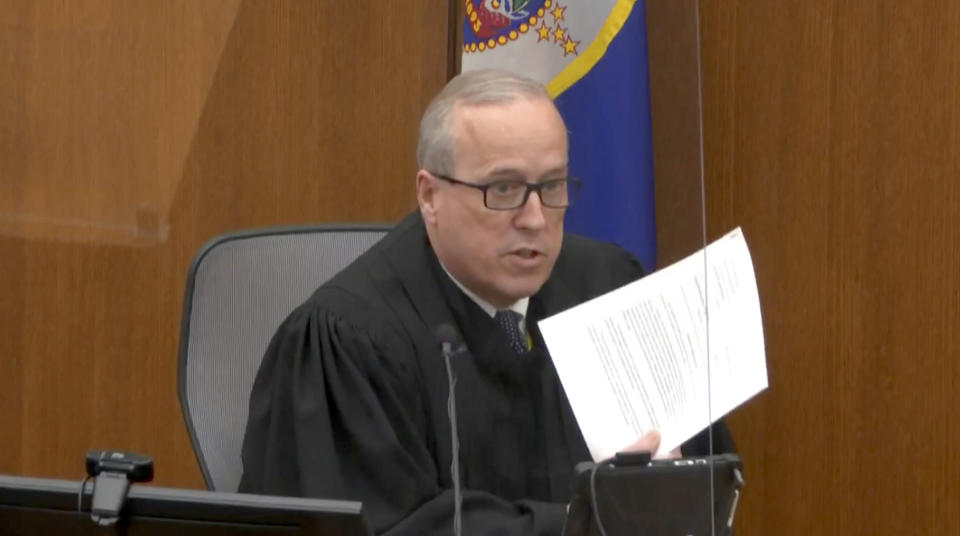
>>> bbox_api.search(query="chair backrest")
[177,224,391,492]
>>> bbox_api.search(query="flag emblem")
[463,0,580,57]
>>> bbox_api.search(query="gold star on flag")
[552,4,566,22]
[537,21,550,42]
[562,36,579,55]
[552,25,566,43]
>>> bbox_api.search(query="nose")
[513,189,547,230]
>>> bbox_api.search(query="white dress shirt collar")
[439,263,529,320]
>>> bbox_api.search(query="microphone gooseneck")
[436,324,463,536]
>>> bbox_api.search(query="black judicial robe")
[238,211,735,535]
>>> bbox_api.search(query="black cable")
[588,460,613,536]
[76,476,91,516]
[443,343,462,536]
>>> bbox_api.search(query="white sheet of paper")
[538,227,768,461]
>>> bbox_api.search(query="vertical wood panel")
[1,0,451,488]
[699,1,960,533]
[647,0,707,268]
[0,237,23,474]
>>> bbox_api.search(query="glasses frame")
[432,173,582,210]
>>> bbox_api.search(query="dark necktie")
[495,310,527,354]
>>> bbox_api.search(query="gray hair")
[416,69,555,176]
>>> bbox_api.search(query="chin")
[500,278,548,302]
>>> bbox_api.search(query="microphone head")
[435,323,460,347]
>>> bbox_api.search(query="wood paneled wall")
[0,0,450,488]
[5,1,959,533]
[647,0,707,267]
[697,1,960,533]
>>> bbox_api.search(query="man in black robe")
[239,69,734,535]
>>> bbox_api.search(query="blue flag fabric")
[461,0,657,270]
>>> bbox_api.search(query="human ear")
[416,170,438,224]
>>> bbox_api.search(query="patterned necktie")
[495,310,527,354]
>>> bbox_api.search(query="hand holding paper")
[538,228,768,461]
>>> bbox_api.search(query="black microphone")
[435,324,463,536]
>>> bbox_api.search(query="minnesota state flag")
[461,0,657,271]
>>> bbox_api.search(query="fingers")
[621,429,662,454]
[653,446,682,460]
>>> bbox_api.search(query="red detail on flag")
[473,3,512,39]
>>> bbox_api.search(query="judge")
[238,69,734,535]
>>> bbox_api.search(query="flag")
[461,0,657,270]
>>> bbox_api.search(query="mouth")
[507,248,545,263]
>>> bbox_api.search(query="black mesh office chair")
[177,224,391,491]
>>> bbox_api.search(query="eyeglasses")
[432,173,581,210]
